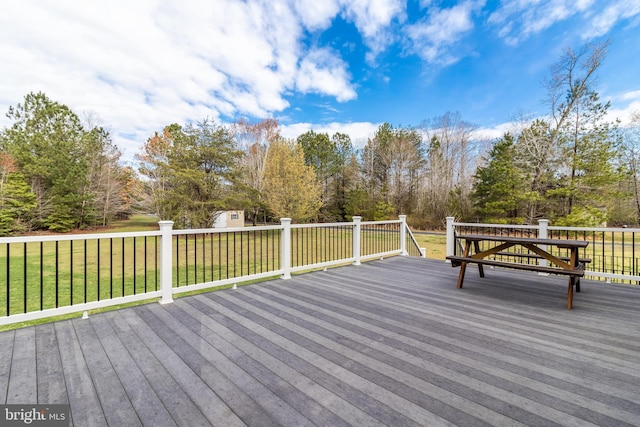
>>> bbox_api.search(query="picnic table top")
[457,234,589,248]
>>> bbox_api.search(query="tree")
[83,126,130,225]
[0,154,36,235]
[513,118,560,221]
[297,130,353,221]
[385,127,424,216]
[418,112,479,226]
[136,125,175,219]
[1,92,90,231]
[137,120,242,228]
[232,118,280,224]
[473,134,533,222]
[262,139,322,222]
[359,123,424,220]
[616,112,640,225]
[543,41,621,224]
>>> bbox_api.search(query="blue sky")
[1,0,639,162]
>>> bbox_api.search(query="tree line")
[1,41,639,234]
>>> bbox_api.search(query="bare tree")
[622,112,640,222]
[419,112,478,225]
[232,118,280,224]
[135,127,174,218]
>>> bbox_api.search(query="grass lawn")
[412,232,446,260]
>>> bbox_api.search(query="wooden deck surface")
[1,256,640,426]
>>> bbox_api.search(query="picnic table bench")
[446,234,590,309]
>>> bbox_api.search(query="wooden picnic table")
[446,234,590,309]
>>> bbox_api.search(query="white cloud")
[405,1,483,64]
[586,0,640,38]
[607,89,640,127]
[296,48,357,101]
[342,0,405,62]
[0,0,369,162]
[294,0,341,30]
[474,122,517,141]
[620,90,640,102]
[488,0,594,45]
[280,121,380,147]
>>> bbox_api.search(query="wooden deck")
[2,256,640,426]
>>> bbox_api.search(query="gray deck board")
[1,256,640,426]
[35,323,68,405]
[54,320,107,426]
[0,329,14,402]
[6,327,36,404]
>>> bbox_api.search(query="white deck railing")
[0,216,424,325]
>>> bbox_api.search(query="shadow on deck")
[1,257,640,426]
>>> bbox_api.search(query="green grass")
[99,214,160,232]
[411,232,446,260]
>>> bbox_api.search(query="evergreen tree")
[473,134,532,222]
[297,130,353,221]
[0,170,37,235]
[168,120,242,228]
[1,92,90,231]
[138,120,242,228]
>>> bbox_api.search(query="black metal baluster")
[184,234,189,286]
[202,233,206,283]
[40,242,44,311]
[231,232,236,278]
[238,231,242,276]
[176,235,180,287]
[70,240,73,306]
[97,239,101,301]
[155,236,158,291]
[84,241,87,303]
[193,233,199,284]
[5,244,9,316]
[218,233,222,280]
[622,232,626,275]
[110,238,114,299]
[253,230,257,274]
[121,238,125,296]
[601,232,605,273]
[633,231,637,277]
[23,243,27,313]
[209,234,215,282]
[133,237,137,294]
[276,229,280,270]
[144,236,148,293]
[55,241,59,308]
[226,232,229,279]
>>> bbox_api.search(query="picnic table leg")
[473,241,485,278]
[570,248,581,292]
[567,277,574,309]
[456,241,472,289]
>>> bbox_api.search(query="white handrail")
[0,216,422,325]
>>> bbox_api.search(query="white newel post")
[281,218,292,279]
[159,220,174,304]
[352,216,362,265]
[399,215,408,255]
[445,216,455,260]
[538,219,549,269]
